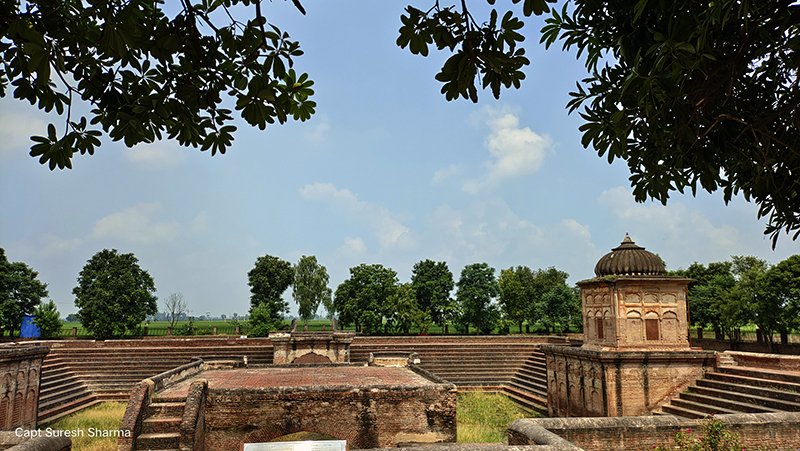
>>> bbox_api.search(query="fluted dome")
[594,234,665,277]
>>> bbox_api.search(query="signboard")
[243,440,348,451]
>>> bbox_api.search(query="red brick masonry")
[160,366,436,397]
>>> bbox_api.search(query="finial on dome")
[594,234,664,277]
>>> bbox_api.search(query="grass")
[456,392,528,443]
[46,402,127,451]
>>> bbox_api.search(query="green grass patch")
[457,391,527,443]
[46,402,127,451]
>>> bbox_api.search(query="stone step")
[142,416,182,434]
[689,384,800,411]
[706,371,800,393]
[38,385,94,412]
[147,402,186,417]
[679,391,776,414]
[669,398,738,416]
[40,381,89,400]
[696,378,800,405]
[508,378,547,397]
[38,396,101,425]
[659,403,709,419]
[717,367,800,385]
[516,367,546,378]
[501,386,548,416]
[135,432,180,450]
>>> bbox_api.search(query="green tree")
[538,284,579,335]
[411,259,455,329]
[456,263,500,334]
[526,266,569,333]
[1,0,314,169]
[498,267,528,333]
[333,264,398,334]
[247,254,293,324]
[33,299,62,339]
[0,248,49,337]
[399,0,800,244]
[292,255,332,326]
[386,282,423,334]
[671,261,735,337]
[73,249,157,339]
[756,255,800,347]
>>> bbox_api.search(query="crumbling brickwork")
[0,346,48,431]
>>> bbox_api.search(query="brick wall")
[508,413,800,451]
[202,382,456,449]
[0,346,48,430]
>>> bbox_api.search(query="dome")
[594,234,665,277]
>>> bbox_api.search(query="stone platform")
[158,365,439,397]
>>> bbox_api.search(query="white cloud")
[426,200,543,263]
[561,219,592,242]
[40,233,83,257]
[598,187,741,264]
[338,237,367,256]
[0,114,47,151]
[432,164,459,184]
[90,202,180,244]
[306,115,331,145]
[124,142,186,167]
[190,212,209,235]
[463,106,552,193]
[300,182,413,249]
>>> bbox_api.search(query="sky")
[2,0,800,319]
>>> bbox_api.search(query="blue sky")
[2,0,799,319]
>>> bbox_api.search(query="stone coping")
[0,345,49,360]
[539,344,716,361]
[158,364,455,398]
[365,446,575,451]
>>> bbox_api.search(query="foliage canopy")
[400,0,800,244]
[0,0,314,169]
[73,249,157,339]
[0,248,49,337]
[247,254,294,333]
[292,255,332,325]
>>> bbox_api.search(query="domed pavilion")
[540,234,715,418]
[580,233,692,350]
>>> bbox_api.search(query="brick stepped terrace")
[659,365,800,419]
[36,335,561,423]
[134,395,186,451]
[38,338,274,424]
[350,336,552,413]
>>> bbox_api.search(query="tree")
[400,0,800,244]
[386,282,423,334]
[538,284,580,335]
[410,259,455,329]
[0,248,49,337]
[1,0,315,169]
[498,267,528,333]
[455,263,500,334]
[247,254,293,330]
[526,266,569,332]
[756,255,800,347]
[163,292,188,329]
[33,299,62,339]
[333,264,398,334]
[73,249,157,339]
[292,256,332,326]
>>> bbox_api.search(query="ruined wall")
[202,381,456,450]
[509,413,800,451]
[541,345,714,417]
[0,346,48,430]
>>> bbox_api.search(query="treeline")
[669,255,800,347]
[247,255,581,336]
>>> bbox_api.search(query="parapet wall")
[201,364,457,449]
[0,345,49,430]
[508,412,800,451]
